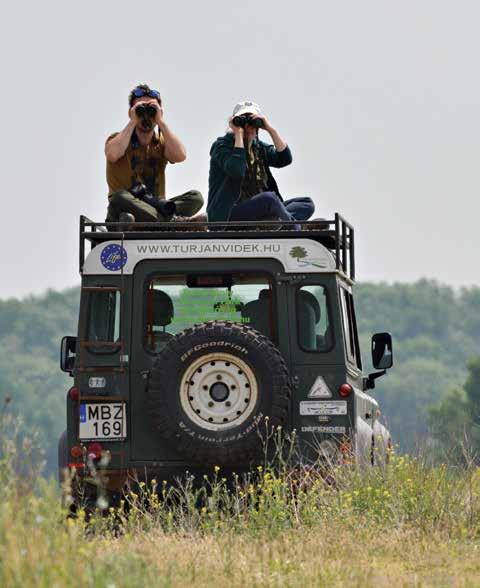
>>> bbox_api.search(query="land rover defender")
[59,215,393,496]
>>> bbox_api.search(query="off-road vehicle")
[59,215,393,496]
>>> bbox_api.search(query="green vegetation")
[429,358,480,463]
[0,279,479,474]
[356,280,480,454]
[1,418,480,587]
[0,288,79,473]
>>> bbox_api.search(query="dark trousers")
[229,192,314,224]
[106,189,204,222]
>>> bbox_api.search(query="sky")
[0,0,479,299]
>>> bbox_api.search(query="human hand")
[129,105,139,124]
[249,114,273,133]
[229,116,244,137]
[151,101,165,127]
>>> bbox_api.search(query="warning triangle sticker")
[308,376,332,398]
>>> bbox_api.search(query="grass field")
[1,419,480,587]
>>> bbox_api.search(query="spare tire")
[148,321,290,465]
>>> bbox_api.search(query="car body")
[59,215,393,496]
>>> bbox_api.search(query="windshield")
[144,273,274,353]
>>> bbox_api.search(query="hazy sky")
[1,1,478,298]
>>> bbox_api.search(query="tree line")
[0,279,478,474]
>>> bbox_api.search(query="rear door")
[129,259,286,464]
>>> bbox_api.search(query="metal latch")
[276,274,306,285]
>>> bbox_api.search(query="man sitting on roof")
[207,101,315,228]
[105,83,206,227]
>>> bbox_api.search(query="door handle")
[140,370,151,394]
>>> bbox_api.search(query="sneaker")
[190,212,208,223]
[171,213,208,231]
[118,212,135,231]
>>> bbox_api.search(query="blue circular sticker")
[100,244,128,271]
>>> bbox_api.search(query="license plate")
[79,403,127,440]
[300,400,347,416]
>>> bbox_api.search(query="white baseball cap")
[232,100,261,117]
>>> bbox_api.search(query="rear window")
[144,273,274,353]
[340,287,362,370]
[296,285,333,352]
[86,289,121,354]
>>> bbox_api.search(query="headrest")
[258,289,272,300]
[298,290,321,323]
[148,289,174,327]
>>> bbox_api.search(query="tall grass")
[1,412,480,586]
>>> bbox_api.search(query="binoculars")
[135,103,158,119]
[232,114,263,129]
[135,103,157,130]
[130,183,176,218]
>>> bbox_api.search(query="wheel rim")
[180,352,258,431]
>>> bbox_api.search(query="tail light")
[87,442,103,460]
[339,440,354,464]
[68,387,80,400]
[70,445,83,458]
[68,463,85,469]
[339,383,353,397]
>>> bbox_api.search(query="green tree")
[1,279,480,474]
[429,358,480,463]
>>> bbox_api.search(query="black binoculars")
[232,114,263,129]
[130,183,176,218]
[135,103,157,118]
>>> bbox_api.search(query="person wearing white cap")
[207,101,315,228]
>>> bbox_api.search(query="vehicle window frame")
[142,271,277,355]
[85,287,122,356]
[295,283,335,354]
[339,286,362,370]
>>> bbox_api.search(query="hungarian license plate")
[79,403,127,440]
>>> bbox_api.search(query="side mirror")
[60,336,77,374]
[372,332,393,370]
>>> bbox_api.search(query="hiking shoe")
[118,212,135,231]
[172,213,208,231]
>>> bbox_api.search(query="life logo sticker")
[100,244,128,271]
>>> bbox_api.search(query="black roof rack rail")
[79,213,355,281]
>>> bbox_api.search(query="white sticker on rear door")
[88,377,106,389]
[300,401,347,416]
[307,376,332,398]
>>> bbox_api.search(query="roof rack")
[79,213,355,280]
